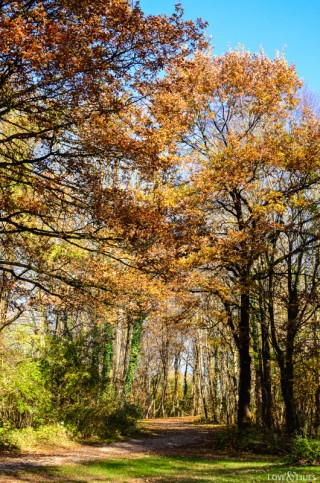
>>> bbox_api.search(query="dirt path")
[0,417,217,478]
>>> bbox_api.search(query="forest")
[0,0,319,480]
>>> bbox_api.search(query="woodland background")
[0,0,319,460]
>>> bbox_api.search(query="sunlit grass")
[9,455,320,482]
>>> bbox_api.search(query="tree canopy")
[0,0,319,446]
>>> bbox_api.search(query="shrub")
[215,426,288,455]
[0,329,52,429]
[0,424,73,453]
[0,426,19,452]
[55,391,142,439]
[290,437,320,465]
[104,403,142,437]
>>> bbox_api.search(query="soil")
[0,417,219,481]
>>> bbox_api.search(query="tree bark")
[260,316,273,429]
[237,292,252,429]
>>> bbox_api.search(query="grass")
[0,423,76,453]
[4,455,320,482]
[0,424,129,455]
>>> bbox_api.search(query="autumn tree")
[0,0,206,309]
[149,49,320,430]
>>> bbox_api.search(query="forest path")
[0,417,218,477]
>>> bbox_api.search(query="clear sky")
[139,0,320,93]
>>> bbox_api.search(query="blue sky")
[139,0,320,93]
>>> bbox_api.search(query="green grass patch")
[8,455,320,482]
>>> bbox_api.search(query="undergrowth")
[215,425,320,466]
[290,437,320,465]
[215,425,288,455]
[0,423,73,452]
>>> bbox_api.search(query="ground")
[0,417,319,482]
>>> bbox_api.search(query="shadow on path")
[0,418,291,482]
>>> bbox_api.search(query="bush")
[290,437,320,465]
[0,426,19,452]
[0,424,73,453]
[0,328,142,445]
[0,329,52,429]
[215,426,288,455]
[56,391,142,439]
[40,335,142,439]
[104,403,142,437]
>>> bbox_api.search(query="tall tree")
[0,0,205,304]
[151,49,320,429]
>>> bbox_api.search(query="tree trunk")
[171,353,181,416]
[102,323,114,384]
[260,316,273,429]
[257,285,273,429]
[268,257,299,436]
[281,253,300,435]
[315,385,320,437]
[123,315,144,398]
[237,292,252,429]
